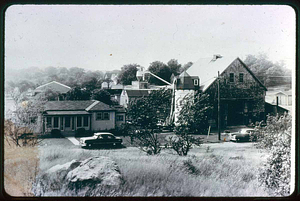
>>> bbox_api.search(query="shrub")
[256,113,292,196]
[75,128,86,137]
[168,125,203,156]
[111,124,130,136]
[51,129,62,138]
[130,129,162,155]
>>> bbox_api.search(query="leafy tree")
[43,89,61,101]
[81,77,101,93]
[168,91,212,156]
[44,66,58,77]
[117,64,139,85]
[127,88,172,155]
[255,114,291,196]
[148,61,171,85]
[167,59,182,76]
[244,53,291,87]
[175,91,213,134]
[91,89,113,105]
[69,67,85,80]
[5,90,46,147]
[18,80,36,93]
[65,87,91,100]
[127,88,172,128]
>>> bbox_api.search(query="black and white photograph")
[3,5,295,197]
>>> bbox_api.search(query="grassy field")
[4,139,39,197]
[35,137,270,197]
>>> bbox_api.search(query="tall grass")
[36,139,270,196]
[4,139,39,196]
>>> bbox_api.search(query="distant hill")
[5,66,120,93]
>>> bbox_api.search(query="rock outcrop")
[33,156,122,196]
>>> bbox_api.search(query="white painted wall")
[120,90,129,108]
[174,89,195,124]
[91,111,115,131]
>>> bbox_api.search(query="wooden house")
[178,55,267,128]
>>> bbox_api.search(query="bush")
[168,125,203,156]
[256,113,292,196]
[130,129,162,155]
[51,129,62,138]
[75,128,87,137]
[111,124,130,136]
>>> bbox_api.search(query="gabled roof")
[45,101,94,111]
[176,71,196,90]
[125,89,150,97]
[88,101,114,111]
[35,81,71,94]
[44,100,115,112]
[275,90,292,96]
[186,56,267,92]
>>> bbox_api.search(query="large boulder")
[33,156,122,196]
[47,159,81,174]
[67,157,122,186]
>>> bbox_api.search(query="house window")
[46,117,52,127]
[116,115,124,121]
[53,117,59,128]
[239,73,244,83]
[194,79,199,86]
[77,116,82,127]
[229,73,234,82]
[96,112,102,121]
[103,112,110,120]
[83,116,88,127]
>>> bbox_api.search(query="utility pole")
[218,71,221,141]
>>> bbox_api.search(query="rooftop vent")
[211,54,223,62]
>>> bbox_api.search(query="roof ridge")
[237,58,267,91]
[36,81,71,90]
[52,81,71,89]
[179,71,191,77]
[86,100,100,111]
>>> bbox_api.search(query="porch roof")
[45,111,91,115]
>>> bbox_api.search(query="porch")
[43,111,92,135]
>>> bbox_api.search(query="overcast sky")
[5,5,296,72]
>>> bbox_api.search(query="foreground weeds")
[35,139,269,196]
[4,139,39,196]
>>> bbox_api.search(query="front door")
[64,116,72,131]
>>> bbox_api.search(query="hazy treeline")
[5,53,292,94]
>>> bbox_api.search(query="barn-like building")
[175,56,267,128]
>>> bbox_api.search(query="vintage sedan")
[80,132,122,148]
[230,128,257,142]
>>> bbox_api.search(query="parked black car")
[230,128,258,142]
[79,132,122,148]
